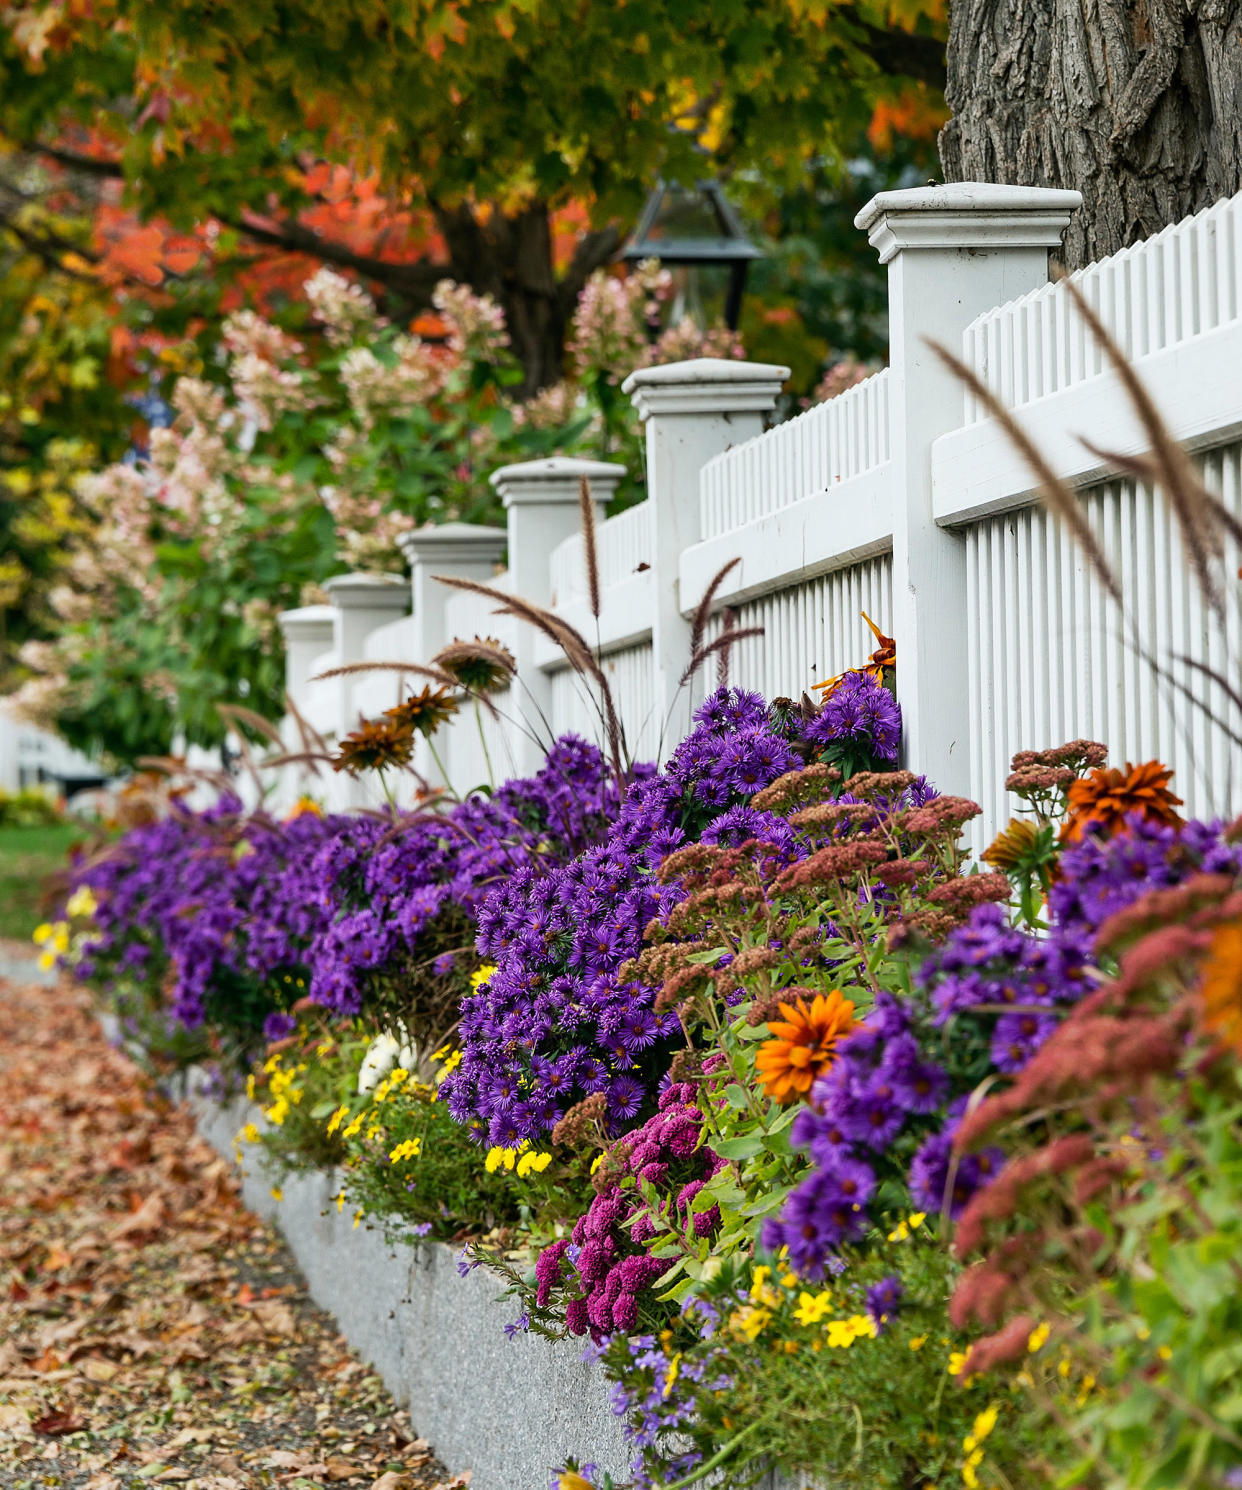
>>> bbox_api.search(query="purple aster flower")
[261,1012,297,1042]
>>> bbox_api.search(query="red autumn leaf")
[33,1408,86,1436]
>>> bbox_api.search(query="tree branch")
[849,17,947,87]
[221,212,450,301]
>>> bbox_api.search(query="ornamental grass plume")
[1060,760,1183,844]
[756,990,859,1103]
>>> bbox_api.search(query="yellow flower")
[516,1150,553,1178]
[270,1187,283,1203]
[326,1105,349,1135]
[793,1291,834,1327]
[961,1446,984,1487]
[972,1406,999,1441]
[469,963,498,994]
[240,1123,261,1144]
[825,1318,859,1349]
[733,1306,772,1341]
[390,1138,423,1163]
[850,1313,878,1340]
[265,1099,289,1127]
[663,1353,681,1398]
[948,1351,969,1378]
[590,1154,605,1175]
[909,1211,927,1229]
[1027,1322,1050,1353]
[65,885,97,919]
[353,1209,364,1229]
[335,1192,345,1212]
[32,921,54,946]
[342,1114,364,1139]
[1076,1374,1096,1405]
[436,1049,463,1080]
[365,1125,382,1141]
[909,1335,928,1351]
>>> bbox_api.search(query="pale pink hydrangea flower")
[432,279,509,362]
[304,267,382,346]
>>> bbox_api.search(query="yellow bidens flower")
[65,885,97,920]
[961,1404,999,1488]
[326,1105,349,1135]
[825,1315,875,1349]
[32,919,70,970]
[887,1211,928,1242]
[794,1291,834,1327]
[516,1150,552,1178]
[241,1123,261,1144]
[1027,1321,1051,1353]
[469,963,498,995]
[390,1138,423,1163]
[270,1186,283,1203]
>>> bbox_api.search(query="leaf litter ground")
[0,952,467,1490]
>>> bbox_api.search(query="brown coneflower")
[756,989,858,1103]
[1200,919,1242,1056]
[1060,760,1183,844]
[384,684,460,738]
[431,637,516,694]
[331,716,415,775]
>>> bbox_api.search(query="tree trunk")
[434,203,619,397]
[940,0,1242,267]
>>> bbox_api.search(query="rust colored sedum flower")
[1201,919,1242,1056]
[384,685,460,738]
[756,989,858,1103]
[1060,760,1183,843]
[331,716,415,775]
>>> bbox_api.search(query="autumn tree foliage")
[0,0,947,391]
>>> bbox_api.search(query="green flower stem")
[655,1419,764,1489]
[473,696,495,788]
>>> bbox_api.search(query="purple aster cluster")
[804,671,901,767]
[443,690,805,1143]
[72,797,338,1033]
[305,735,623,1015]
[1049,812,1242,941]
[69,735,624,1041]
[762,994,952,1278]
[534,1082,725,1339]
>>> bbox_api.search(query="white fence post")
[856,184,1081,797]
[322,570,410,734]
[277,604,336,712]
[621,358,789,735]
[489,457,626,775]
[397,521,507,790]
[275,603,336,809]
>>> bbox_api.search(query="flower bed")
[46,674,1242,1490]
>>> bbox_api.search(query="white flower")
[357,1032,401,1095]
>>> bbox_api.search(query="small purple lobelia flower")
[866,1274,903,1331]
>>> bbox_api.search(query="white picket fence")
[275,181,1242,850]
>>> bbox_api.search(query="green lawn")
[0,822,85,942]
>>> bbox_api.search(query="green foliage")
[0,819,80,938]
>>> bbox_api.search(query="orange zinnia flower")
[756,990,858,1103]
[1060,761,1183,844]
[1201,919,1242,1056]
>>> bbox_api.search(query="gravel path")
[0,952,466,1490]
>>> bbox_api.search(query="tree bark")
[940,0,1242,267]
[433,203,620,397]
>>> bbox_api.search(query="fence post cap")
[322,571,410,612]
[856,183,1083,264]
[490,456,627,507]
[276,603,336,640]
[622,357,789,417]
[397,521,507,566]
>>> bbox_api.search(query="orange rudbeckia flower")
[1201,919,1242,1057]
[756,990,858,1103]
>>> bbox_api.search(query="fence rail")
[276,181,1242,845]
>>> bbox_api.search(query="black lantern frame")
[621,179,761,331]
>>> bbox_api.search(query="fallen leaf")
[325,1461,362,1481]
[32,1407,86,1436]
[0,1402,33,1438]
[370,1474,414,1490]
[252,1299,298,1337]
[80,1357,118,1382]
